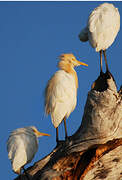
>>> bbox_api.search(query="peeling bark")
[15,71,122,180]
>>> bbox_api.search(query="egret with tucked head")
[45,53,88,144]
[79,3,120,74]
[7,126,50,177]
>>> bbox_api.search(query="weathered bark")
[15,71,122,180]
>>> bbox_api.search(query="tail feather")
[79,27,88,42]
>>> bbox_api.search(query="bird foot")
[65,136,69,141]
[100,71,104,76]
[22,167,31,180]
[56,140,65,147]
[65,136,71,145]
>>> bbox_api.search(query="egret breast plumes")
[45,69,77,128]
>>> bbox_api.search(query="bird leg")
[56,126,65,146]
[63,117,68,140]
[22,167,30,180]
[56,127,59,143]
[100,50,103,75]
[20,174,23,180]
[103,50,109,72]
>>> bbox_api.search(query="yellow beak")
[35,130,51,137]
[38,132,51,137]
[76,60,88,66]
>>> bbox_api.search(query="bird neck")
[58,61,78,89]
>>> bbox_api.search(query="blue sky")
[0,2,121,179]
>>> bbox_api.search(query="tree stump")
[15,71,122,180]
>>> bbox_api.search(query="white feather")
[46,70,77,128]
[79,27,88,42]
[7,127,38,173]
[79,3,120,52]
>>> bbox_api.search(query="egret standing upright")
[45,54,88,144]
[79,3,120,74]
[7,126,50,177]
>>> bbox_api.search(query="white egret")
[45,54,88,144]
[7,126,50,176]
[79,3,120,74]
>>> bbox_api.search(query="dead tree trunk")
[15,71,122,180]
